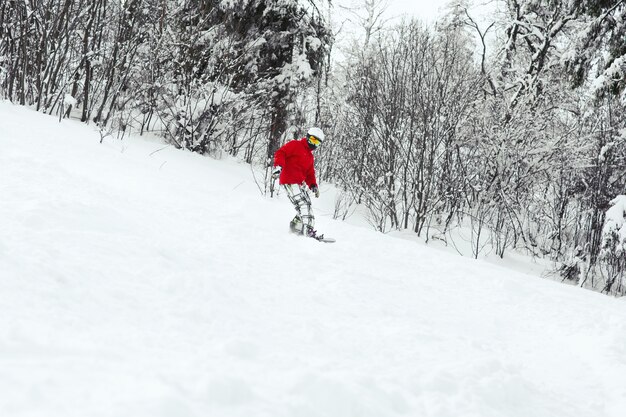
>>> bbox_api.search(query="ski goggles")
[308,135,322,146]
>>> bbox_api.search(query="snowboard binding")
[289,216,335,243]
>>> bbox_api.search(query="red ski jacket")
[274,138,317,187]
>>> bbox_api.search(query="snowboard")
[289,228,335,243]
[289,221,335,243]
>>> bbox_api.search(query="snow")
[1,100,626,417]
[63,94,77,107]
[306,36,322,52]
[591,55,626,97]
[599,142,611,162]
[602,195,626,253]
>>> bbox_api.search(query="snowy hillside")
[1,100,626,417]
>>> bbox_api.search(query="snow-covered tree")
[201,0,333,161]
[335,19,480,233]
[564,0,626,98]
[0,0,332,160]
[599,195,626,294]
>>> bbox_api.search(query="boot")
[290,216,304,235]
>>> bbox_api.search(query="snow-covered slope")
[1,100,625,417]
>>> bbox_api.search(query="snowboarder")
[272,127,325,240]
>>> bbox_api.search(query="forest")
[1,0,625,295]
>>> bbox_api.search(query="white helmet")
[306,127,325,149]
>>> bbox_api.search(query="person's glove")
[271,166,282,180]
[310,185,319,198]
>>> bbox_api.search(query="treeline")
[2,0,625,295]
[319,0,626,295]
[0,0,331,159]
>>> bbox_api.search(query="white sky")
[334,0,497,26]
[384,0,445,22]
[332,0,498,51]
[331,0,449,53]
[330,0,447,61]
[335,0,446,24]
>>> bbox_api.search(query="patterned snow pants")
[282,183,315,235]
